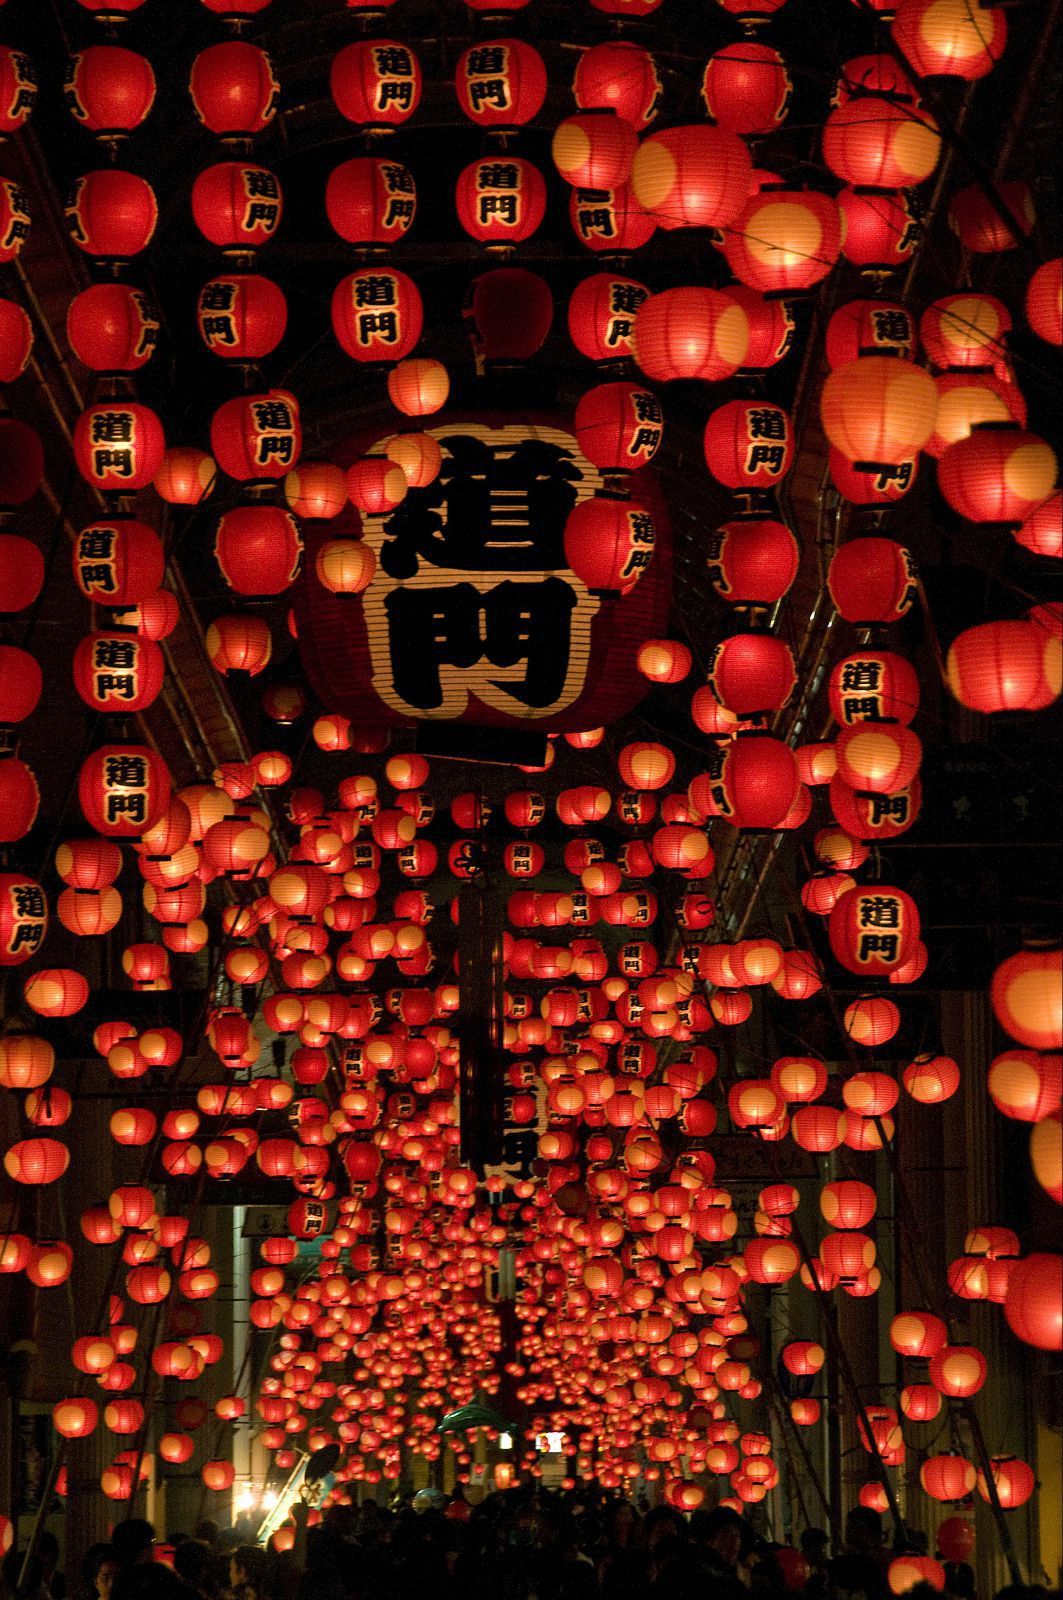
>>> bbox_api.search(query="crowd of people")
[1,1493,1054,1600]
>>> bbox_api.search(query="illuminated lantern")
[74,402,165,492]
[844,996,901,1046]
[828,541,917,626]
[0,47,36,135]
[830,774,921,840]
[1004,1254,1062,1350]
[3,1138,69,1184]
[821,1180,876,1228]
[827,300,915,367]
[901,1384,942,1422]
[190,42,279,137]
[633,288,749,383]
[903,1054,961,1102]
[721,188,842,294]
[821,357,938,468]
[891,0,1006,77]
[553,114,638,191]
[0,873,47,966]
[1015,492,1062,559]
[65,46,155,136]
[835,724,922,793]
[920,1455,976,1503]
[822,97,941,187]
[456,158,546,246]
[977,1457,1036,1509]
[79,745,171,838]
[704,401,793,489]
[387,359,449,415]
[638,640,692,683]
[65,170,157,260]
[949,181,1034,253]
[837,187,919,272]
[315,539,376,596]
[891,1309,947,1357]
[782,1341,825,1376]
[155,448,215,507]
[326,157,416,249]
[617,742,674,791]
[331,40,421,129]
[385,433,442,490]
[707,519,799,608]
[987,1050,1062,1121]
[211,391,300,483]
[574,42,660,131]
[67,284,158,375]
[569,181,656,253]
[0,1035,54,1091]
[202,1460,236,1493]
[0,178,30,265]
[568,273,649,366]
[946,622,1061,713]
[0,299,31,383]
[744,1239,801,1284]
[215,506,301,597]
[563,497,656,594]
[920,293,1010,370]
[829,885,920,977]
[574,383,663,470]
[714,736,800,830]
[926,371,1025,458]
[929,1345,987,1397]
[938,425,1057,525]
[196,275,286,361]
[465,268,553,366]
[54,1398,99,1439]
[454,39,545,128]
[632,126,753,230]
[332,269,422,363]
[991,949,1063,1051]
[285,464,348,521]
[192,163,283,251]
[830,450,918,506]
[889,1559,945,1595]
[709,635,795,716]
[702,44,790,136]
[1026,259,1062,345]
[73,633,165,713]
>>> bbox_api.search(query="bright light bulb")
[262,1489,279,1509]
[499,1432,513,1451]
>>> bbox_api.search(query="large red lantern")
[0,873,48,966]
[325,157,416,248]
[1004,1254,1062,1351]
[946,622,1061,713]
[74,402,165,491]
[838,187,921,272]
[569,182,656,253]
[331,41,422,130]
[464,268,553,366]
[713,735,800,830]
[64,170,157,260]
[553,114,638,191]
[702,43,790,136]
[564,498,656,594]
[210,390,300,483]
[454,39,546,128]
[573,41,661,131]
[829,540,917,625]
[632,126,753,230]
[829,884,920,977]
[67,284,158,373]
[721,188,842,293]
[64,46,156,136]
[891,0,1006,78]
[822,97,941,187]
[331,269,422,363]
[0,47,36,136]
[706,519,799,607]
[977,1457,1036,1509]
[190,43,279,138]
[633,289,749,382]
[937,425,1057,525]
[991,949,1062,1051]
[0,178,30,265]
[829,651,920,725]
[215,505,302,596]
[920,293,1010,370]
[822,355,938,468]
[72,519,164,605]
[835,723,922,793]
[79,745,172,838]
[574,382,663,470]
[1026,259,1062,345]
[568,273,650,363]
[830,774,922,841]
[196,275,287,361]
[456,158,546,246]
[704,401,793,489]
[3,1138,69,1184]
[73,633,165,713]
[709,635,795,716]
[827,300,915,367]
[191,163,283,251]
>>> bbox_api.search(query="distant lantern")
[155,448,216,507]
[822,97,941,188]
[715,735,801,831]
[65,169,157,260]
[920,293,1010,370]
[721,188,842,294]
[64,45,156,136]
[67,284,159,373]
[632,125,753,230]
[820,356,938,468]
[573,42,661,131]
[567,273,650,363]
[332,268,422,362]
[454,39,546,129]
[708,634,796,716]
[0,532,45,605]
[0,644,42,723]
[191,163,283,251]
[707,519,799,607]
[190,42,279,138]
[844,996,901,1047]
[456,157,546,246]
[331,41,422,130]
[74,401,165,492]
[949,181,1034,254]
[977,1457,1036,1509]
[838,188,921,273]
[633,288,749,382]
[386,359,449,415]
[704,400,793,489]
[920,1455,977,1503]
[891,0,1006,78]
[702,43,791,136]
[829,540,917,625]
[206,615,273,676]
[465,268,553,365]
[196,275,287,361]
[326,157,416,248]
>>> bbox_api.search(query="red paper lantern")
[3,1137,69,1184]
[569,181,656,253]
[891,0,1006,78]
[829,884,920,977]
[938,425,1057,525]
[829,540,917,625]
[715,735,801,830]
[949,181,1034,253]
[0,533,44,605]
[73,402,165,491]
[707,519,799,607]
[987,1049,1062,1121]
[0,645,41,725]
[196,275,287,361]
[633,288,749,382]
[0,178,30,265]
[0,47,36,136]
[564,497,656,594]
[822,97,941,188]
[79,744,171,838]
[829,651,920,725]
[210,390,300,483]
[206,615,273,676]
[826,300,915,367]
[844,996,901,1047]
[702,44,791,136]
[191,163,283,250]
[632,125,753,230]
[721,188,842,293]
[920,1455,976,1503]
[1004,1254,1062,1351]
[64,170,157,260]
[552,114,638,191]
[573,42,661,131]
[67,284,158,373]
[325,157,416,248]
[920,293,1010,370]
[331,41,422,130]
[465,268,553,365]
[332,268,423,363]
[1026,259,1062,345]
[821,356,938,468]
[704,401,793,489]
[835,54,921,105]
[835,723,922,793]
[155,448,216,506]
[190,43,279,138]
[215,505,302,597]
[838,187,921,272]
[0,759,39,842]
[929,1344,987,1397]
[830,774,922,840]
[456,157,546,245]
[65,46,156,136]
[1015,491,1062,559]
[0,298,32,382]
[946,622,1061,713]
[574,382,663,470]
[709,634,796,716]
[71,519,164,606]
[73,633,165,713]
[830,450,918,506]
[455,40,546,128]
[567,273,650,363]
[991,949,1062,1051]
